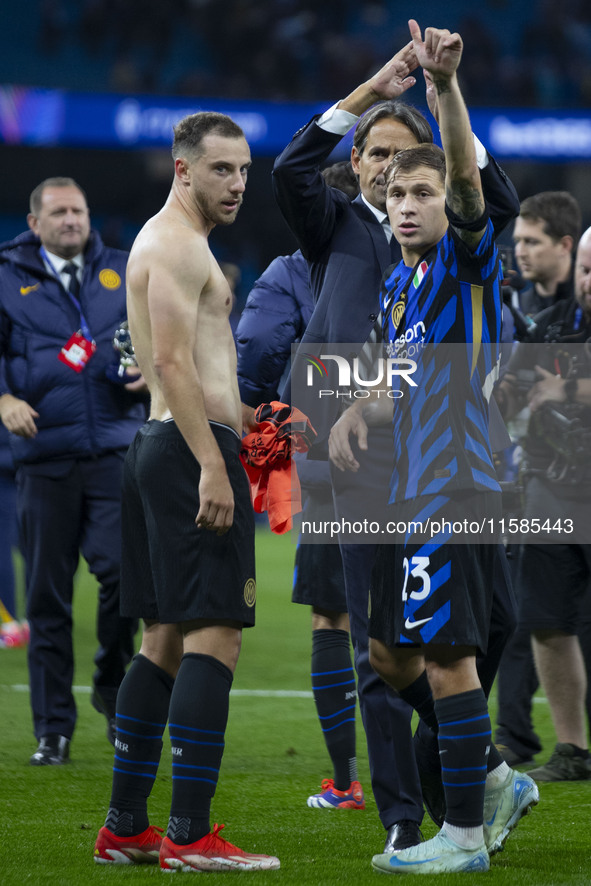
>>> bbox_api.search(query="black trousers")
[17,453,136,740]
[496,542,591,757]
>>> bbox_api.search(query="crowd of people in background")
[31,0,591,108]
[1,7,591,878]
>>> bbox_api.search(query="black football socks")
[106,653,173,837]
[398,669,440,734]
[435,689,491,828]
[167,652,233,845]
[311,629,358,789]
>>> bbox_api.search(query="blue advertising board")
[1,85,591,161]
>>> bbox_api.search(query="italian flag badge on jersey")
[412,261,429,289]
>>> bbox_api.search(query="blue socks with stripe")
[311,629,358,790]
[167,652,233,845]
[435,688,491,828]
[106,653,173,837]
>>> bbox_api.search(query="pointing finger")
[408,19,422,46]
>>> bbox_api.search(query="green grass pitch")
[1,528,590,884]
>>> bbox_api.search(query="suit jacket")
[273,115,519,453]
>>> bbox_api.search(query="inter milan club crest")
[390,300,406,330]
[243,577,256,608]
[387,261,429,333]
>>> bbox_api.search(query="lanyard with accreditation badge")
[41,247,97,372]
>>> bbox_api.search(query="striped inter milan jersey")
[379,219,503,504]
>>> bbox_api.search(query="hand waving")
[366,40,419,101]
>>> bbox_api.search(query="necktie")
[383,221,402,264]
[63,262,81,299]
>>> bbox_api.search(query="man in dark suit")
[273,37,519,851]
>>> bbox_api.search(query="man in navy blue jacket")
[0,177,145,765]
[273,40,519,850]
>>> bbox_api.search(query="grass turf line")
[1,528,590,884]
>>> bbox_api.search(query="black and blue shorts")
[369,491,501,653]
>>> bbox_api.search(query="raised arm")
[423,68,519,236]
[337,40,418,116]
[272,122,350,263]
[410,19,485,246]
[272,40,418,262]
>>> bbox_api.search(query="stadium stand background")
[1,0,591,310]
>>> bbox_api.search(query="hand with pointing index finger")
[408,18,463,80]
[365,38,420,102]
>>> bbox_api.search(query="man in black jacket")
[495,225,591,783]
[495,189,584,768]
[509,191,581,321]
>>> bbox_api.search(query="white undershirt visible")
[359,195,392,242]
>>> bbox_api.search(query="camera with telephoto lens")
[105,320,139,384]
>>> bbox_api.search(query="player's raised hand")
[366,39,419,101]
[408,19,463,80]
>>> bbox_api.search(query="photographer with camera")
[503,191,581,342]
[494,224,591,782]
[495,191,583,768]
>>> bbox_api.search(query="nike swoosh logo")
[20,284,40,295]
[485,809,497,827]
[404,616,432,630]
[389,855,443,867]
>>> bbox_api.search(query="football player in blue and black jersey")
[330,20,539,875]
